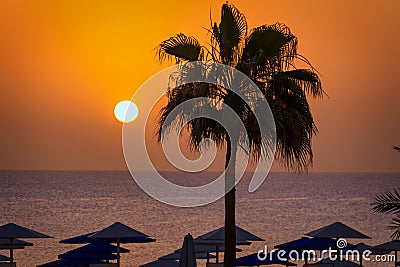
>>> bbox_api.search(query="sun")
[114,100,139,123]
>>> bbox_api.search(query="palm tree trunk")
[224,139,237,267]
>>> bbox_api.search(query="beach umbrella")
[372,240,400,267]
[276,237,360,265]
[277,237,357,254]
[60,231,155,244]
[179,234,197,267]
[275,237,333,264]
[159,252,215,260]
[56,243,128,264]
[0,223,52,263]
[198,226,264,242]
[236,252,296,266]
[0,245,25,250]
[0,238,33,253]
[140,260,180,267]
[193,238,251,246]
[89,222,153,267]
[0,223,52,239]
[341,243,390,267]
[373,240,400,251]
[193,236,250,262]
[37,258,106,267]
[0,253,10,262]
[0,238,33,247]
[305,222,370,239]
[194,226,262,263]
[344,243,390,266]
[276,237,345,250]
[63,243,130,254]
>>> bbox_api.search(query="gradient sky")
[1,0,399,172]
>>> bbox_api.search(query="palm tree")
[372,188,400,239]
[156,3,323,267]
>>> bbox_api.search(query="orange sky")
[1,0,399,172]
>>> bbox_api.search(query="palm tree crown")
[157,3,323,171]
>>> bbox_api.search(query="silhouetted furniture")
[206,263,224,267]
[89,264,118,267]
[304,264,334,267]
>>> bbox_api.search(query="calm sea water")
[0,171,399,267]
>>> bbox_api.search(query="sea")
[0,171,399,267]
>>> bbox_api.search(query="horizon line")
[0,169,399,174]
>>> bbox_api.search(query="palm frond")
[280,69,323,98]
[217,3,247,64]
[274,109,314,173]
[219,3,247,45]
[157,33,202,63]
[372,188,400,214]
[388,215,400,240]
[158,80,227,149]
[264,73,317,172]
[242,23,297,72]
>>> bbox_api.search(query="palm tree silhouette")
[372,188,400,239]
[156,3,323,266]
[371,146,400,240]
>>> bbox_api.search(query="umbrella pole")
[117,237,121,267]
[216,246,219,263]
[207,252,210,263]
[395,251,397,267]
[9,238,14,263]
[106,245,109,263]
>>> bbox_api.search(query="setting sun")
[114,100,139,123]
